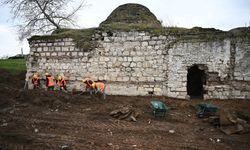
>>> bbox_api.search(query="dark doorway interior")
[187,65,206,99]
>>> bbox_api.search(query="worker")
[82,79,106,99]
[93,82,106,99]
[32,73,40,89]
[81,79,95,94]
[57,75,67,91]
[45,72,55,91]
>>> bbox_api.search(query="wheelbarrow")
[150,100,169,117]
[197,103,218,118]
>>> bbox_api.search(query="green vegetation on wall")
[27,1,250,49]
[29,28,97,51]
[100,23,165,35]
[165,27,229,41]
[99,3,162,28]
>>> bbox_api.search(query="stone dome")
[100,3,162,28]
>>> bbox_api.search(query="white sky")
[0,0,249,57]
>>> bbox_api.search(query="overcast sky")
[0,0,249,57]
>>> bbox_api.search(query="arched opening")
[187,65,206,99]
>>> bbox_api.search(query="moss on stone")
[229,27,250,38]
[100,3,162,28]
[29,28,97,51]
[99,23,164,35]
[164,27,229,41]
[28,3,249,48]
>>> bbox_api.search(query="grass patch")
[0,59,26,74]
[100,23,165,35]
[29,28,97,51]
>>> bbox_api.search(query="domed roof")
[100,3,161,28]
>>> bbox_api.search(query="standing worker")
[45,73,55,91]
[57,75,67,92]
[32,73,40,89]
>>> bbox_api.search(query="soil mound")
[0,69,25,89]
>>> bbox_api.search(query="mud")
[0,69,250,150]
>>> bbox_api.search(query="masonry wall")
[26,32,173,96]
[231,38,250,99]
[26,31,250,99]
[167,39,232,99]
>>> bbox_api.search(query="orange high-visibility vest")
[58,78,66,86]
[33,78,39,85]
[47,76,54,87]
[95,82,105,92]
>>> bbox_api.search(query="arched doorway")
[187,65,206,99]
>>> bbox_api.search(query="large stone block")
[72,52,78,56]
[37,47,42,52]
[107,84,139,95]
[149,41,156,45]
[133,57,144,62]
[127,36,135,41]
[244,76,250,81]
[141,41,148,47]
[143,36,150,41]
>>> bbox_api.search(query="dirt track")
[0,69,250,150]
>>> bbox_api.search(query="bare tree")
[2,0,86,40]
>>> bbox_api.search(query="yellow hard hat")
[45,72,49,76]
[81,79,85,83]
[58,75,62,80]
[33,74,37,78]
[92,83,96,88]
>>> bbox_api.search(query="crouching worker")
[45,73,55,91]
[32,73,40,89]
[82,79,106,99]
[93,82,106,99]
[57,75,67,92]
[81,79,95,95]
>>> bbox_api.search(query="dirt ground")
[0,69,250,150]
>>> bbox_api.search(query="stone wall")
[167,39,232,99]
[26,31,250,99]
[26,31,172,96]
[231,38,250,99]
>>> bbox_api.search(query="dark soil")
[0,69,250,150]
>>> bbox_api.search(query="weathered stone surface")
[26,30,250,99]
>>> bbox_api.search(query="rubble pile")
[109,105,140,122]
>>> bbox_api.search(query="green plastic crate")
[150,100,168,117]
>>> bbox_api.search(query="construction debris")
[34,128,39,133]
[196,103,250,135]
[219,109,250,135]
[109,105,140,122]
[169,130,175,134]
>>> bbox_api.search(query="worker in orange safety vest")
[32,73,40,89]
[57,75,67,91]
[82,79,106,99]
[45,73,55,91]
[82,79,95,94]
